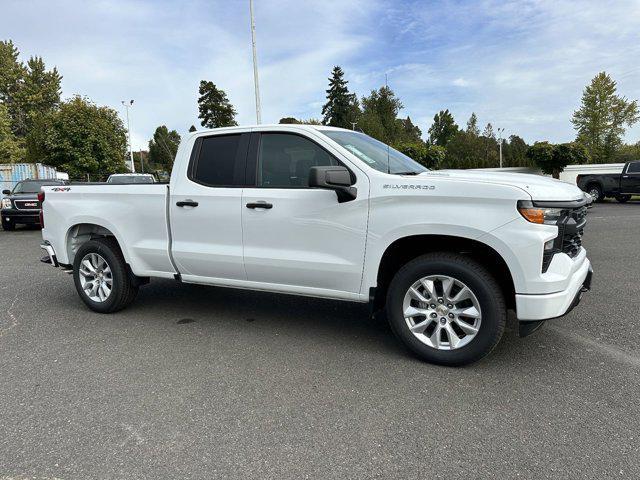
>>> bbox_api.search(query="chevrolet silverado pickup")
[39,125,593,366]
[577,160,640,202]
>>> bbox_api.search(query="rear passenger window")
[191,134,247,186]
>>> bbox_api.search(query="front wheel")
[73,237,138,313]
[385,253,506,366]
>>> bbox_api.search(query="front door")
[241,132,369,297]
[170,132,249,281]
[620,161,640,194]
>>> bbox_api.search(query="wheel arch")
[65,222,129,267]
[372,234,516,312]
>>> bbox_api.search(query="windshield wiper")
[392,171,421,176]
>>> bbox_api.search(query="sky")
[2,0,640,151]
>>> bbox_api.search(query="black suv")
[2,179,66,231]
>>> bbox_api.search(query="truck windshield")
[322,130,428,175]
[13,181,61,194]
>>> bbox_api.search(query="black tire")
[73,237,138,313]
[586,184,603,202]
[385,253,506,366]
[616,194,631,203]
[2,217,15,231]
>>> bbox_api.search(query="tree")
[188,125,197,132]
[321,66,360,129]
[398,116,422,143]
[0,103,24,162]
[0,41,61,137]
[148,125,181,171]
[13,56,61,136]
[396,142,445,169]
[0,40,25,128]
[278,117,321,125]
[25,96,128,178]
[572,72,639,163]
[197,81,238,128]
[526,142,585,178]
[444,130,483,169]
[428,109,458,146]
[466,112,480,136]
[359,86,404,144]
[502,135,530,167]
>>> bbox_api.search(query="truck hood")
[419,170,585,201]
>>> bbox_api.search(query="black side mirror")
[309,166,357,202]
[2,189,10,195]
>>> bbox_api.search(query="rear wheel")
[586,184,603,202]
[385,253,506,366]
[73,237,138,313]
[1,217,15,231]
[616,194,631,203]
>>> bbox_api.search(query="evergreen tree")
[572,72,639,163]
[428,109,458,146]
[466,112,480,136]
[359,86,404,144]
[0,103,24,162]
[197,81,238,128]
[188,125,197,132]
[148,125,181,171]
[0,41,61,137]
[399,116,422,143]
[321,66,360,129]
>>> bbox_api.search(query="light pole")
[121,100,135,172]
[497,127,505,168]
[249,0,262,124]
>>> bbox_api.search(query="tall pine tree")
[321,66,360,129]
[572,72,639,163]
[197,81,238,128]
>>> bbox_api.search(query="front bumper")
[516,257,593,322]
[2,208,40,224]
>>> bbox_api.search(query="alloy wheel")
[402,275,482,350]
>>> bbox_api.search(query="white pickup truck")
[40,125,593,365]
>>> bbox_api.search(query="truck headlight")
[517,200,564,225]
[1,198,11,209]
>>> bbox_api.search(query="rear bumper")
[516,258,593,321]
[40,241,59,267]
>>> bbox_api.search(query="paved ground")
[1,201,639,479]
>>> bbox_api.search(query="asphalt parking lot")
[1,202,639,479]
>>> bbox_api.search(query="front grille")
[14,200,40,210]
[542,205,588,273]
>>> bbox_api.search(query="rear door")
[170,132,249,281]
[241,130,369,297]
[620,161,640,194]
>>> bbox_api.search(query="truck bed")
[41,183,175,278]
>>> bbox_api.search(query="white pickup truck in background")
[40,125,593,365]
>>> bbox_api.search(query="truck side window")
[627,162,640,174]
[258,133,339,188]
[191,134,247,187]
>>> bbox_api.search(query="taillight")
[38,190,45,227]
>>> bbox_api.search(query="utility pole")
[497,127,505,168]
[249,0,262,124]
[121,100,135,172]
[350,122,357,130]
